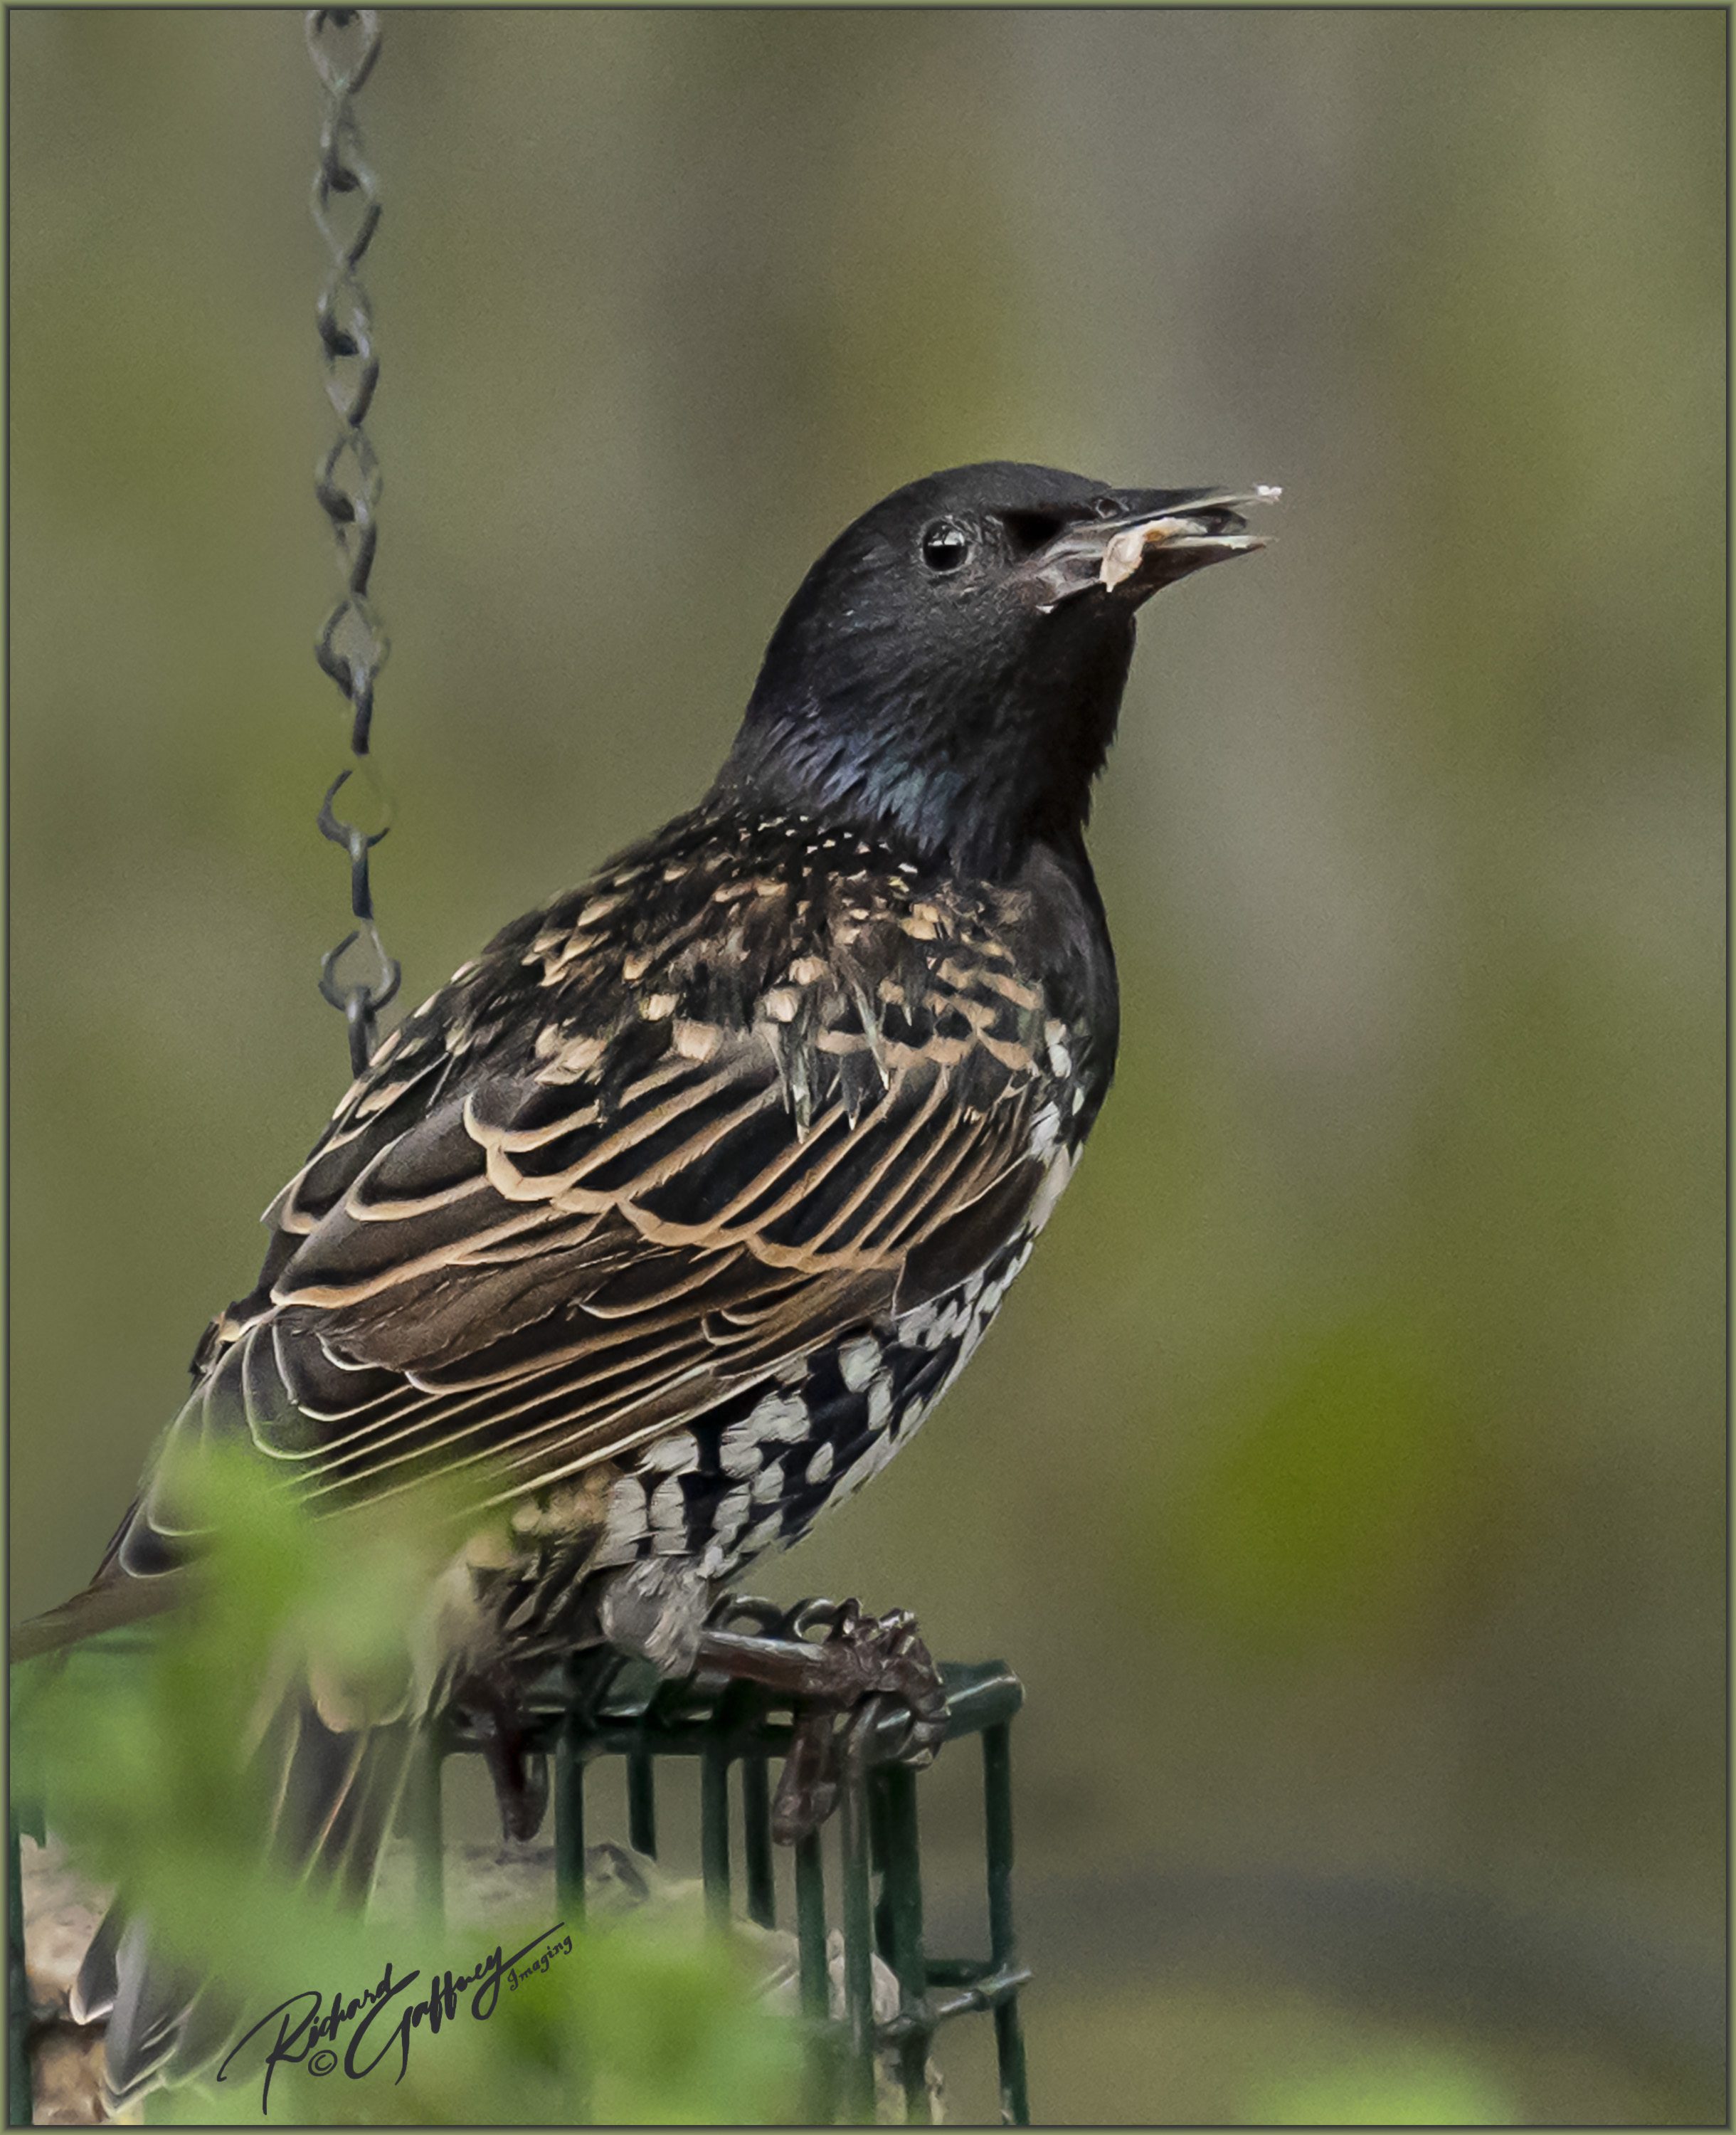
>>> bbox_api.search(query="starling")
[18,460,1271,2099]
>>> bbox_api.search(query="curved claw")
[770,1602,950,1841]
[455,1670,549,1843]
[771,1709,840,1845]
[832,1604,948,1768]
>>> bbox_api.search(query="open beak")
[1027,485,1280,613]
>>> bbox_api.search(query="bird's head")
[716,460,1276,878]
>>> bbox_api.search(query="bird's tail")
[9,1571,184,1663]
[71,1689,426,2112]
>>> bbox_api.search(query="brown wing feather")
[90,818,1077,1588]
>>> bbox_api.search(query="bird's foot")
[453,1668,550,1843]
[598,1571,949,1843]
[696,1597,948,1845]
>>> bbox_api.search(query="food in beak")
[1098,485,1282,592]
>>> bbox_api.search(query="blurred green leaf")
[14,1448,802,2126]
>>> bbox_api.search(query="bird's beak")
[1026,486,1280,613]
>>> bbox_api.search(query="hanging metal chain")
[307,7,400,1077]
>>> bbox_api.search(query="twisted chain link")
[307,7,400,1077]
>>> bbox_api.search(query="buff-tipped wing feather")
[92,918,1061,1591]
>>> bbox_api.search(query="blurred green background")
[9,8,1724,2124]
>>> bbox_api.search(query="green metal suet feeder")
[430,1635,1032,2124]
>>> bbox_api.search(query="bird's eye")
[920,521,971,574]
[1092,495,1122,520]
